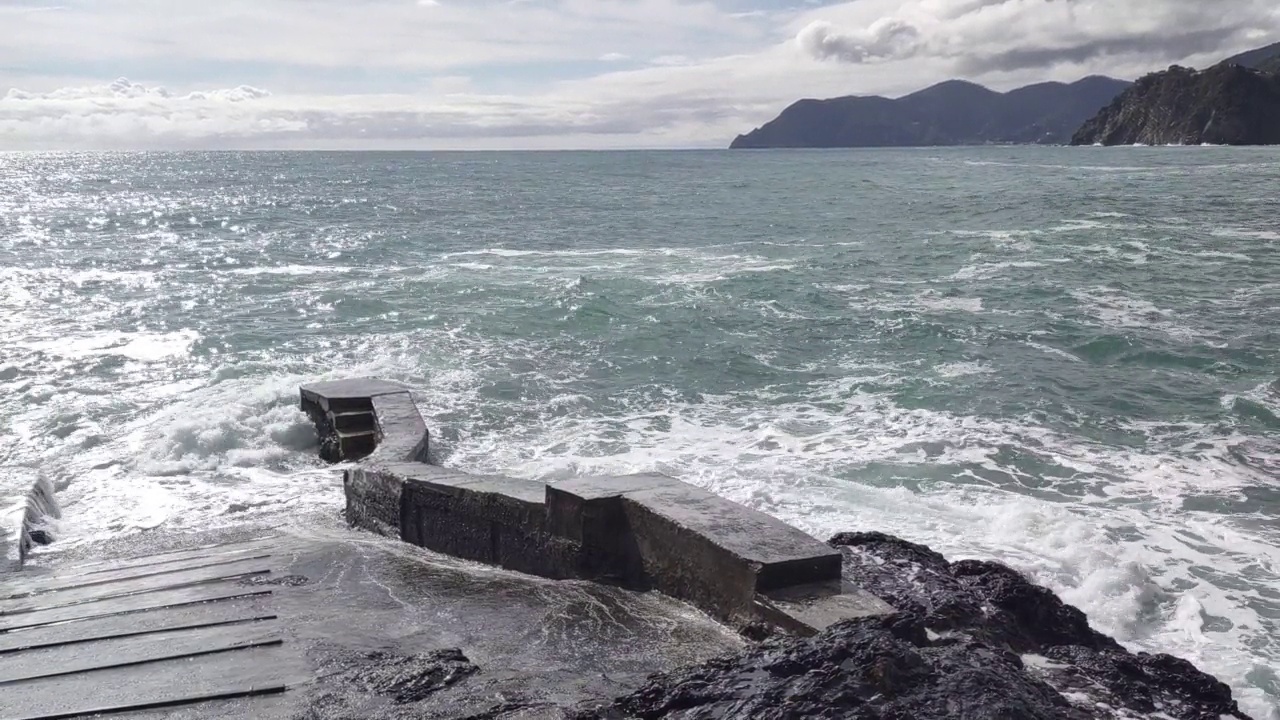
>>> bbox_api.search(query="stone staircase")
[300,379,428,463]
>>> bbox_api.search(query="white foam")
[912,291,984,313]
[1070,288,1205,342]
[225,265,353,276]
[935,361,994,378]
[1210,228,1280,241]
[949,260,1044,281]
[424,366,1279,720]
[23,330,200,362]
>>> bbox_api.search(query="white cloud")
[797,18,922,63]
[5,77,269,102]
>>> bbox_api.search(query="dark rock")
[1039,646,1247,720]
[950,559,1118,653]
[1071,56,1280,146]
[730,76,1130,148]
[578,615,1086,720]
[579,532,1254,719]
[17,474,60,567]
[329,648,479,703]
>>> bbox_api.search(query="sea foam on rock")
[576,532,1252,719]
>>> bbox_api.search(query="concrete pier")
[304,379,894,634]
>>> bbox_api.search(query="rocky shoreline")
[313,531,1251,720]
[568,532,1252,719]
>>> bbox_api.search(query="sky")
[1,0,1276,150]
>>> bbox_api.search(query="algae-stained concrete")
[303,380,894,634]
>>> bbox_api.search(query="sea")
[1,148,1277,718]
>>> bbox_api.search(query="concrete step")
[330,411,376,433]
[334,429,379,460]
[755,580,896,636]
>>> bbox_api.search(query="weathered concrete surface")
[346,463,863,632]
[306,379,890,635]
[0,518,741,719]
[621,483,842,625]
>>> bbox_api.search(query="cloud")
[4,77,270,102]
[0,73,782,149]
[959,26,1247,74]
[797,17,923,64]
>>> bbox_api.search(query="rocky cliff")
[1071,62,1280,146]
[730,76,1130,148]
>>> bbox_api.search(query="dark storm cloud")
[959,25,1250,74]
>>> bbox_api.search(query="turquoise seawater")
[1,148,1277,716]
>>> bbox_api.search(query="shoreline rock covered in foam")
[575,532,1252,720]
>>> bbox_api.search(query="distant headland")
[732,42,1280,148]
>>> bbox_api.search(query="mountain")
[1220,41,1280,71]
[1071,45,1280,146]
[729,76,1130,149]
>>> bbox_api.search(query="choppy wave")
[2,148,1278,718]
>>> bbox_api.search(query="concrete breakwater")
[300,377,894,635]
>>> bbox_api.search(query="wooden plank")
[0,586,272,633]
[0,558,272,616]
[7,686,288,720]
[0,623,282,683]
[0,612,276,655]
[55,537,279,577]
[0,642,300,720]
[1,554,273,602]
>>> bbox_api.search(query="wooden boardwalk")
[0,537,304,720]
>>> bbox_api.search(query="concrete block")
[546,474,684,582]
[396,469,581,579]
[343,467,404,538]
[620,484,842,624]
[755,580,896,636]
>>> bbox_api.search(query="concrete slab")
[624,485,842,588]
[756,580,897,635]
[548,473,685,502]
[299,378,408,409]
[343,467,406,538]
[369,393,430,463]
[397,468,578,579]
[620,484,842,624]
